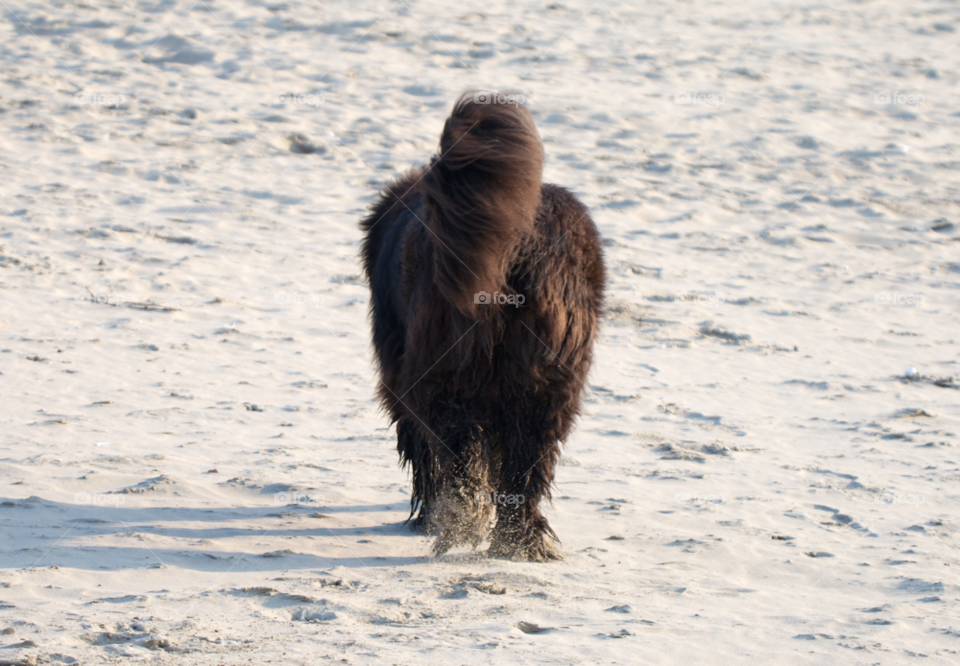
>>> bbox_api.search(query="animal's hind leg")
[487,402,567,562]
[487,467,562,561]
[397,418,437,534]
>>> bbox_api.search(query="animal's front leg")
[426,421,495,555]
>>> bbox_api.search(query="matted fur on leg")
[429,476,496,556]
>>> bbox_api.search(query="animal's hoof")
[487,534,562,562]
[407,512,435,535]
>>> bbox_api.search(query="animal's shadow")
[0,496,432,572]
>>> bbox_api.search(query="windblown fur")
[360,92,605,561]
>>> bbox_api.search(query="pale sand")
[0,0,958,664]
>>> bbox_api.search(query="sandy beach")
[1,0,958,663]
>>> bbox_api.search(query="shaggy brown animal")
[359,92,605,561]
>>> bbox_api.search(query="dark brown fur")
[359,93,605,561]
